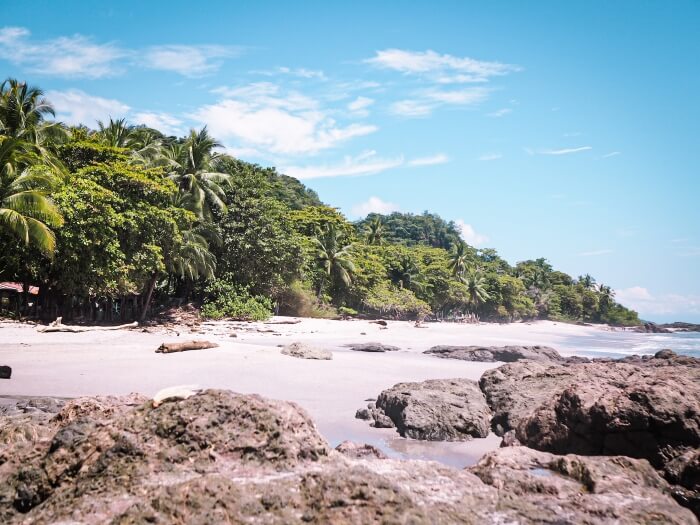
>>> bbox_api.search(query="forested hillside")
[0,79,640,325]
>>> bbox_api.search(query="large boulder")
[281,342,333,360]
[346,342,400,352]
[0,391,695,524]
[359,378,492,440]
[480,350,700,516]
[425,345,562,363]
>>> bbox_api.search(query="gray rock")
[346,342,399,352]
[425,345,562,362]
[0,391,695,524]
[281,342,332,360]
[362,378,492,440]
[335,441,387,459]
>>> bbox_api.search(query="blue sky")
[2,1,699,321]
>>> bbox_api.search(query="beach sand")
[0,317,614,467]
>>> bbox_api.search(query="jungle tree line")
[0,79,640,325]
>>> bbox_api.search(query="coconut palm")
[0,137,63,254]
[462,268,490,311]
[579,274,597,290]
[390,254,426,292]
[448,241,469,277]
[313,224,355,297]
[166,128,232,220]
[365,216,385,245]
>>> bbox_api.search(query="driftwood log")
[156,340,219,354]
[38,318,138,333]
[264,319,302,325]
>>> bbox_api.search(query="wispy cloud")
[540,146,593,155]
[283,151,403,180]
[132,111,184,136]
[478,153,502,161]
[143,45,240,77]
[365,49,520,83]
[351,196,400,217]
[407,153,449,166]
[616,286,700,318]
[191,82,377,155]
[47,89,130,125]
[347,96,374,116]
[455,220,489,247]
[487,108,511,117]
[601,151,621,158]
[391,87,490,117]
[578,249,613,257]
[0,26,239,78]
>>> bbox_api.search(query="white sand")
[0,317,614,467]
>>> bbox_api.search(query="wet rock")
[634,322,672,333]
[425,345,562,362]
[281,342,332,360]
[361,378,491,440]
[335,441,387,459]
[346,342,399,352]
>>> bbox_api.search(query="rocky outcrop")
[425,345,562,362]
[1,391,695,524]
[358,378,491,440]
[480,350,700,516]
[346,342,399,352]
[334,440,387,459]
[281,342,333,360]
[634,321,672,333]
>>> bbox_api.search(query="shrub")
[275,280,337,319]
[202,277,272,321]
[362,283,432,320]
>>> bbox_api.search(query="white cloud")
[601,151,621,158]
[487,108,511,117]
[132,111,184,136]
[365,49,519,82]
[283,151,403,180]
[0,26,126,78]
[390,99,434,117]
[455,220,489,247]
[347,96,374,115]
[47,89,130,126]
[143,45,239,76]
[578,249,613,257]
[408,154,449,167]
[192,82,377,155]
[616,286,700,318]
[391,87,490,117]
[478,153,502,161]
[351,196,400,217]
[535,146,592,156]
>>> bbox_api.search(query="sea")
[559,329,700,359]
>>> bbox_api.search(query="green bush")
[202,277,272,321]
[362,283,432,320]
[275,280,337,318]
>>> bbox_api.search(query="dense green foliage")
[0,79,641,326]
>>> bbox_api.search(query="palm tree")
[313,224,355,297]
[390,254,426,292]
[166,128,232,220]
[0,138,63,253]
[96,118,135,148]
[448,241,469,277]
[462,268,490,311]
[365,216,385,245]
[579,274,596,290]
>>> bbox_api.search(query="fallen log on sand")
[38,318,138,333]
[264,319,302,325]
[156,340,219,354]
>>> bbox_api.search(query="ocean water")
[559,330,700,359]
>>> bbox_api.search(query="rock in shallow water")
[424,345,562,362]
[0,390,695,524]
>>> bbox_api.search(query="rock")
[354,407,395,428]
[479,350,700,517]
[346,342,400,352]
[634,321,672,333]
[0,366,11,379]
[0,391,695,524]
[281,342,332,360]
[664,449,700,516]
[470,446,695,524]
[361,378,492,440]
[335,441,387,459]
[425,345,562,362]
[156,340,218,353]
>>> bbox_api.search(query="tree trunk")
[140,273,158,322]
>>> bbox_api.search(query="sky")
[1,0,699,322]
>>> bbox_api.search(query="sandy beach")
[0,318,662,467]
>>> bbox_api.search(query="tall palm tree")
[96,118,136,148]
[448,241,469,277]
[579,274,597,290]
[365,216,385,245]
[313,224,355,297]
[166,128,232,220]
[0,138,63,253]
[390,254,426,292]
[462,268,490,311]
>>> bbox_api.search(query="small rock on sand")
[346,342,399,353]
[0,365,11,379]
[281,342,332,360]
